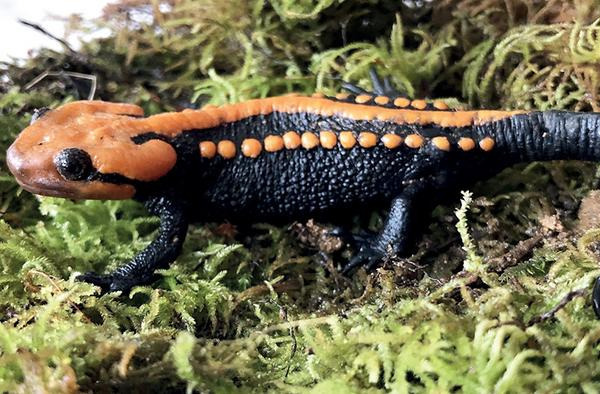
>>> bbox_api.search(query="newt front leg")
[77,195,188,292]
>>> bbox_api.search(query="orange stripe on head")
[95,139,177,181]
[60,101,145,117]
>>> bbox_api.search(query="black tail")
[479,111,600,163]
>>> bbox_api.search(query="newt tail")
[6,70,600,318]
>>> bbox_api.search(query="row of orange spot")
[312,92,450,110]
[198,131,495,159]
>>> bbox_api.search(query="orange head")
[7,101,178,199]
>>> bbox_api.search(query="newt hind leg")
[340,186,427,274]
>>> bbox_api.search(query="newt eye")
[54,148,94,181]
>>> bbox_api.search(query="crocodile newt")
[7,70,600,317]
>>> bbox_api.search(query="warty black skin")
[74,76,600,318]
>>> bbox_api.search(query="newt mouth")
[12,175,82,199]
[7,142,81,198]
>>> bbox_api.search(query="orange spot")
[339,131,356,149]
[355,95,372,104]
[457,137,475,151]
[336,93,350,100]
[405,134,424,149]
[431,136,450,151]
[283,131,301,149]
[311,92,325,98]
[199,141,216,158]
[433,100,449,110]
[358,132,377,148]
[319,131,337,149]
[381,134,403,149]
[218,140,236,159]
[301,132,319,150]
[479,137,495,151]
[411,100,427,110]
[264,135,284,152]
[241,138,262,158]
[374,96,390,105]
[59,101,144,116]
[394,97,410,107]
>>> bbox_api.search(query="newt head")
[7,100,178,200]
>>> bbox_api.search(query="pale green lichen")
[455,190,484,272]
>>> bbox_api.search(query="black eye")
[30,107,51,125]
[54,148,94,181]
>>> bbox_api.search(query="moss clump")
[1,0,600,392]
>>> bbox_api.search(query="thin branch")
[529,288,587,325]
[25,70,97,100]
[19,19,76,54]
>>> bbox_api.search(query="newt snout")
[7,141,83,198]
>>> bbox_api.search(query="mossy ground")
[1,0,600,392]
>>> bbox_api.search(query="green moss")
[1,0,600,392]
